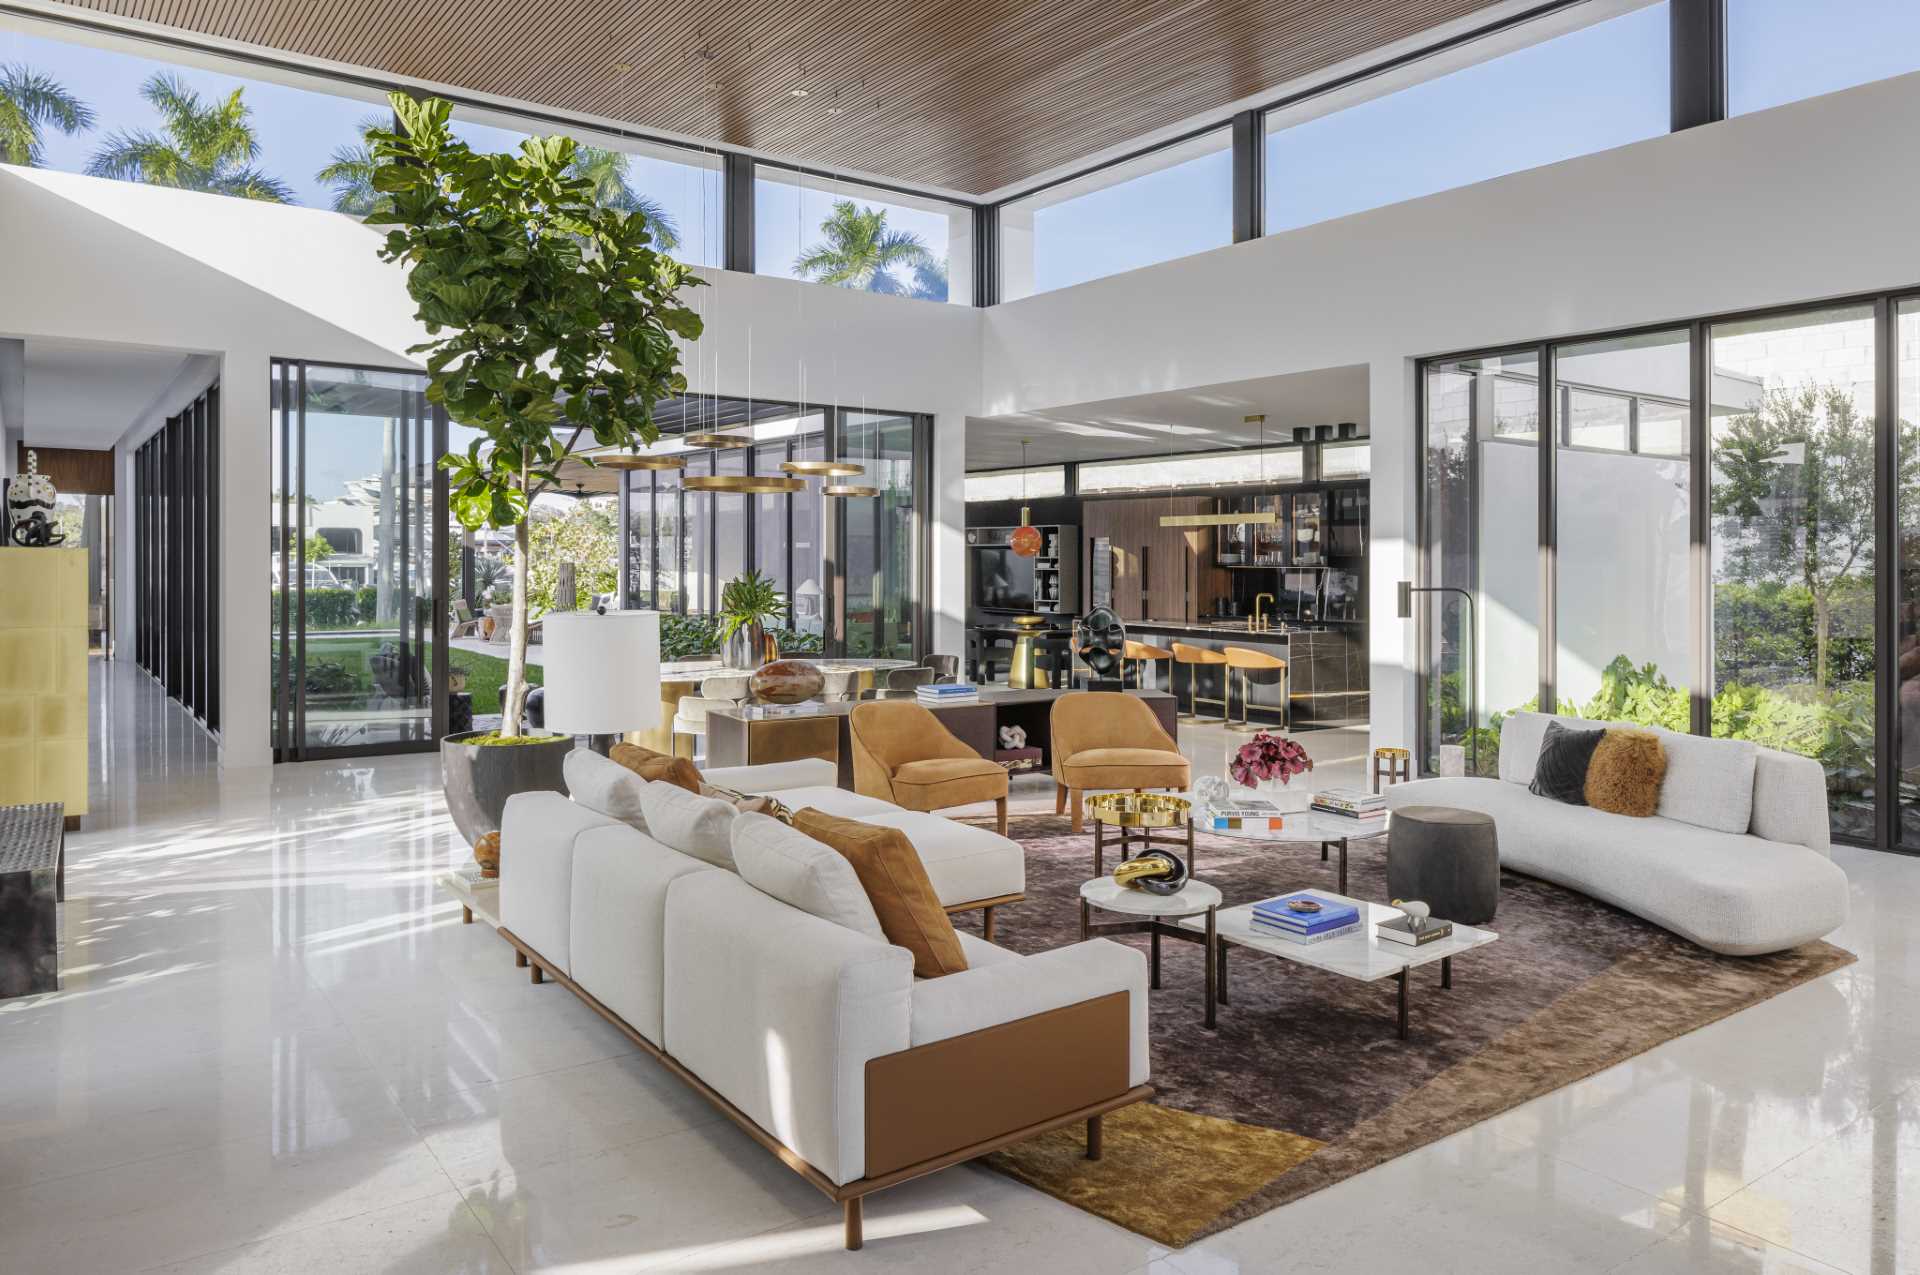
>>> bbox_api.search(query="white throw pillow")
[730,812,885,941]
[563,748,648,831]
[638,781,737,869]
[1654,729,1758,834]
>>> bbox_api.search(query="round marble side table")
[1078,876,1225,1030]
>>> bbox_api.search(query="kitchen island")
[1123,620,1366,730]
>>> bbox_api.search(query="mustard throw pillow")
[792,808,969,979]
[1584,729,1667,817]
[608,742,702,794]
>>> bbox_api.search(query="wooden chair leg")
[1055,783,1068,815]
[1086,1114,1104,1161]
[515,950,528,968]
[1070,788,1084,835]
[982,905,997,943]
[995,796,1008,836]
[530,963,544,984]
[461,905,473,925]
[844,1197,863,1251]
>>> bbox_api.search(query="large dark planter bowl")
[442,730,572,846]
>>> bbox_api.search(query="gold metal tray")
[1086,791,1191,829]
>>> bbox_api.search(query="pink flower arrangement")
[1229,732,1313,788]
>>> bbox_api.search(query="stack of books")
[741,702,824,720]
[917,682,980,706]
[1249,891,1362,944]
[1311,787,1388,822]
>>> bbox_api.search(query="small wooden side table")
[1372,747,1412,793]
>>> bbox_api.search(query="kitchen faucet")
[1251,593,1276,632]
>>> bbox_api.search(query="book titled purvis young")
[1250,918,1362,945]
[1209,814,1286,831]
[1376,914,1455,946]
[919,683,979,696]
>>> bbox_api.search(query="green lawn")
[299,634,542,717]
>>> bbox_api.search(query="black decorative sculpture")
[6,450,64,547]
[1075,606,1127,684]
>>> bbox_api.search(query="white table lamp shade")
[540,610,661,736]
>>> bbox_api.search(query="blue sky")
[4,0,1918,300]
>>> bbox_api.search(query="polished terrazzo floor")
[1,659,1913,1273]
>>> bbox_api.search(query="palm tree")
[566,145,680,250]
[907,256,950,303]
[0,64,94,167]
[86,73,291,202]
[793,200,932,294]
[315,113,388,215]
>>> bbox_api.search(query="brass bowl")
[1086,791,1191,829]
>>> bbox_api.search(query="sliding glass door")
[271,361,446,760]
[1419,352,1540,775]
[133,382,219,730]
[1419,292,1920,850]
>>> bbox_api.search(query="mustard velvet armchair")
[1051,692,1190,834]
[848,700,1009,834]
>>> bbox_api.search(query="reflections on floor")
[0,658,1911,1273]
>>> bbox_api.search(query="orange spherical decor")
[1010,524,1043,558]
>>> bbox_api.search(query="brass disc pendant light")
[822,410,879,498]
[682,430,750,449]
[684,473,804,494]
[782,458,864,477]
[589,450,686,471]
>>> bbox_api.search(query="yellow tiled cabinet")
[0,548,88,815]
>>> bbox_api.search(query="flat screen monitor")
[973,546,1036,612]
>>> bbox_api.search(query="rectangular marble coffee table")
[1175,890,1497,1040]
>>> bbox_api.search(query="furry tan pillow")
[1584,729,1666,817]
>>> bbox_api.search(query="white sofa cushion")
[909,938,1150,1088]
[563,748,649,831]
[1386,776,1847,955]
[1749,747,1832,854]
[664,869,912,1185]
[854,809,1026,908]
[701,757,838,794]
[730,811,886,941]
[771,788,1026,908]
[569,824,718,1045]
[638,780,737,869]
[1653,729,1756,834]
[499,790,620,976]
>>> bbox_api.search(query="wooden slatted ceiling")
[58,0,1505,195]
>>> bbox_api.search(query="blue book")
[1254,913,1357,937]
[919,683,978,696]
[1252,892,1358,930]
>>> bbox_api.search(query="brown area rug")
[966,812,1854,1247]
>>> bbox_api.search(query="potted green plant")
[366,93,704,837]
[719,568,786,669]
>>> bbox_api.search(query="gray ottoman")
[1387,805,1499,925]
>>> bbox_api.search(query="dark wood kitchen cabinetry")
[1081,497,1226,623]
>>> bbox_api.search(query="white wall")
[977,69,1920,756]
[0,166,981,765]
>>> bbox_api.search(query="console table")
[0,801,65,997]
[706,687,1178,790]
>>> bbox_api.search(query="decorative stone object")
[472,830,502,879]
[749,658,826,705]
[6,450,63,548]
[998,724,1028,750]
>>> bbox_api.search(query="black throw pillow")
[1529,720,1604,806]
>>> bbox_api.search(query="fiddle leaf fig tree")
[367,93,704,735]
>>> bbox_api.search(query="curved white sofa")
[1386,712,1848,956]
[497,751,1150,1248]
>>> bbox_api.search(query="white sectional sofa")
[497,751,1151,1249]
[1386,711,1848,956]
